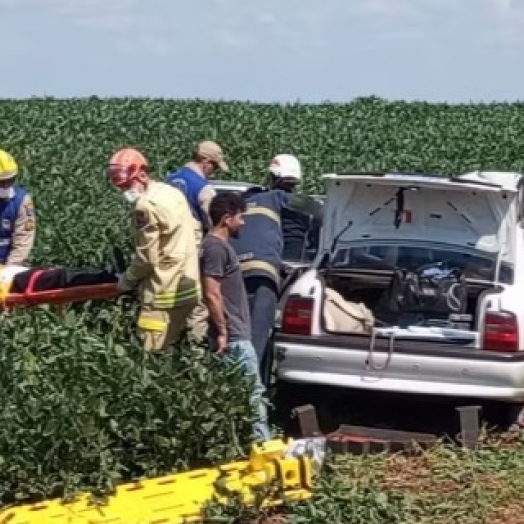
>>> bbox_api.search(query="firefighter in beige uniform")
[107,147,200,352]
[0,149,36,266]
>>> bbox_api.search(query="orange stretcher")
[0,269,120,311]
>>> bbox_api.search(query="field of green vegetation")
[2,96,524,522]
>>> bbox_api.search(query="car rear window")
[330,244,513,283]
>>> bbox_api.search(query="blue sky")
[1,0,523,103]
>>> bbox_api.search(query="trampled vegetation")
[1,96,524,521]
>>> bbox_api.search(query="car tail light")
[281,297,314,336]
[482,311,519,352]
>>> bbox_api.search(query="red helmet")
[107,148,148,188]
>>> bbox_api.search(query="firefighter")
[229,153,322,383]
[0,149,36,266]
[107,147,201,353]
[270,154,323,264]
[165,140,229,343]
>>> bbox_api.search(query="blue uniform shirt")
[229,188,289,285]
[166,166,209,227]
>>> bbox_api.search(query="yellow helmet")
[0,149,18,181]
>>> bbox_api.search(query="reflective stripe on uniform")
[240,260,280,281]
[137,316,166,332]
[244,205,280,224]
[152,285,200,308]
[0,239,9,246]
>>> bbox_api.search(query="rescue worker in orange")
[0,149,36,266]
[107,147,201,353]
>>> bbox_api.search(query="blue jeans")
[223,339,271,442]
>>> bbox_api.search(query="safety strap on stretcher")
[0,269,46,308]
[25,269,45,298]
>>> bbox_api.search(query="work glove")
[116,272,136,294]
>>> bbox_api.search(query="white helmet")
[268,154,302,181]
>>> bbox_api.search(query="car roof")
[210,179,326,203]
[211,179,259,188]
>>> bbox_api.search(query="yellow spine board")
[0,439,313,524]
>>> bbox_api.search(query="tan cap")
[195,140,228,171]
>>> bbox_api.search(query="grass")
[3,96,524,520]
[275,431,524,524]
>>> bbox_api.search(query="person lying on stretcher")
[0,263,118,296]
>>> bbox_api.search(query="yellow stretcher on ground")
[0,439,314,524]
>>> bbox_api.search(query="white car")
[210,179,262,194]
[211,179,325,206]
[274,171,524,425]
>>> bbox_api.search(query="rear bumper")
[274,334,524,402]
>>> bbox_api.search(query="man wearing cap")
[166,140,228,241]
[166,140,229,343]
[0,149,36,266]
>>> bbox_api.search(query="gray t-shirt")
[200,234,251,343]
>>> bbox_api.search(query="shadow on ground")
[269,383,522,441]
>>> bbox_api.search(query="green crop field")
[2,96,524,522]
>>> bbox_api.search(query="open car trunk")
[313,171,519,343]
[320,268,498,336]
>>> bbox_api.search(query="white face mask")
[0,187,14,199]
[123,188,141,203]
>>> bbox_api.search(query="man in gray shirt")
[200,192,271,442]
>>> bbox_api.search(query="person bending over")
[229,154,322,384]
